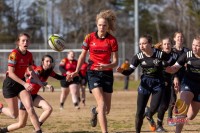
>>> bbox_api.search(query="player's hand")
[23,83,33,92]
[116,67,124,73]
[67,72,79,82]
[165,66,173,74]
[94,63,107,71]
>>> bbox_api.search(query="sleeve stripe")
[186,51,192,58]
[130,64,136,69]
[137,53,143,59]
[173,53,178,59]
[156,51,162,58]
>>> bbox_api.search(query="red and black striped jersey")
[82,32,118,70]
[7,48,33,79]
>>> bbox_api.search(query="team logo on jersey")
[9,52,17,61]
[94,82,99,87]
[184,85,189,90]
[153,59,160,66]
[141,61,147,65]
[8,52,17,64]
[92,42,96,46]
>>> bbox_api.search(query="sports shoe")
[60,105,64,110]
[156,126,167,132]
[90,106,98,127]
[0,128,3,133]
[75,105,80,110]
[146,117,156,132]
[0,102,3,113]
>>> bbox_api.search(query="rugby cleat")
[146,117,156,132]
[156,126,167,132]
[90,106,98,127]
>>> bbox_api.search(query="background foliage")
[0,0,200,58]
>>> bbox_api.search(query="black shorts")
[138,75,164,95]
[80,77,87,86]
[87,70,113,93]
[60,76,80,88]
[3,76,25,98]
[181,77,200,102]
[19,94,38,110]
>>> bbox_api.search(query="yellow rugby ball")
[48,34,66,52]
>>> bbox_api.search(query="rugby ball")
[48,34,66,52]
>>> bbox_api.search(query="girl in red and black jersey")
[0,55,67,132]
[0,33,43,133]
[70,10,118,133]
[59,50,80,109]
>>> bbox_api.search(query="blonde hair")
[154,42,162,50]
[96,10,116,33]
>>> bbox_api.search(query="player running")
[153,37,178,132]
[117,35,172,133]
[0,33,43,133]
[70,9,118,133]
[0,54,68,132]
[166,35,200,133]
[168,32,189,122]
[59,50,80,109]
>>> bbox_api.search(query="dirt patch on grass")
[0,90,200,133]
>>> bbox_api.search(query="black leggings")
[135,89,163,133]
[157,79,172,126]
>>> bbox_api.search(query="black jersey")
[177,51,200,82]
[122,48,170,78]
[162,51,178,79]
[172,47,189,79]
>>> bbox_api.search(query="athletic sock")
[157,119,163,127]
[39,122,43,126]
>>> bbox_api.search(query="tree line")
[0,0,200,56]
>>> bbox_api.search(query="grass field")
[0,78,200,133]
